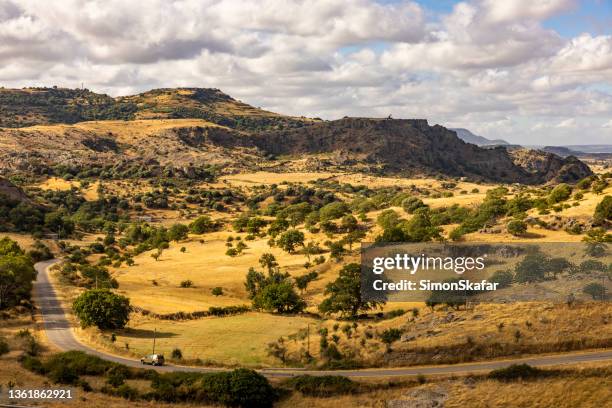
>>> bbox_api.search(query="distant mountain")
[564,145,612,154]
[541,146,583,157]
[451,128,509,146]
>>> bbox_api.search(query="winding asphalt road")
[33,259,612,378]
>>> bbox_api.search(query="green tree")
[401,208,442,242]
[514,253,548,283]
[377,209,402,230]
[252,281,305,313]
[319,263,383,317]
[0,250,37,309]
[277,229,305,253]
[401,197,427,214]
[593,195,611,225]
[259,253,278,273]
[167,223,189,241]
[72,289,130,330]
[319,202,349,221]
[507,219,527,236]
[189,216,216,234]
[548,183,572,204]
[583,282,607,300]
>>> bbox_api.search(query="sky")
[0,0,611,145]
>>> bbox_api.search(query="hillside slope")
[0,87,593,184]
[0,177,29,202]
[0,87,311,131]
[254,118,591,183]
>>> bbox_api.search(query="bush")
[73,290,130,329]
[488,364,545,381]
[593,195,611,225]
[180,280,193,288]
[211,286,224,296]
[44,351,117,377]
[379,328,403,350]
[48,364,80,384]
[189,216,217,234]
[106,365,129,387]
[402,197,427,214]
[171,348,183,360]
[548,184,572,204]
[252,281,305,313]
[285,375,358,397]
[200,369,276,408]
[319,202,349,221]
[583,282,607,300]
[21,355,45,374]
[507,219,527,236]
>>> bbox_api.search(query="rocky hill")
[0,87,593,184]
[0,87,311,131]
[253,118,592,184]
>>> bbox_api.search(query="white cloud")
[556,118,577,128]
[0,0,610,144]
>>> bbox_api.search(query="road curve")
[34,259,612,378]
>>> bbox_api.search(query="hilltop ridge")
[0,86,311,131]
[0,87,593,184]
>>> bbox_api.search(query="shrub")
[171,348,183,360]
[180,280,193,288]
[548,184,572,204]
[583,282,607,300]
[285,375,358,397]
[106,365,128,387]
[488,364,544,381]
[189,216,217,234]
[21,355,45,374]
[48,364,80,384]
[319,202,349,221]
[386,309,406,319]
[593,195,611,225]
[277,229,304,253]
[379,328,403,351]
[402,197,427,214]
[252,281,305,313]
[211,286,224,296]
[507,219,527,236]
[198,369,276,408]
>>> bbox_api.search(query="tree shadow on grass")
[117,328,177,339]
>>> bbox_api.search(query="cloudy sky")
[1,0,611,145]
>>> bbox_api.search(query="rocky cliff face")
[253,118,592,184]
[509,149,593,184]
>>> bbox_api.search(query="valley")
[0,86,610,407]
